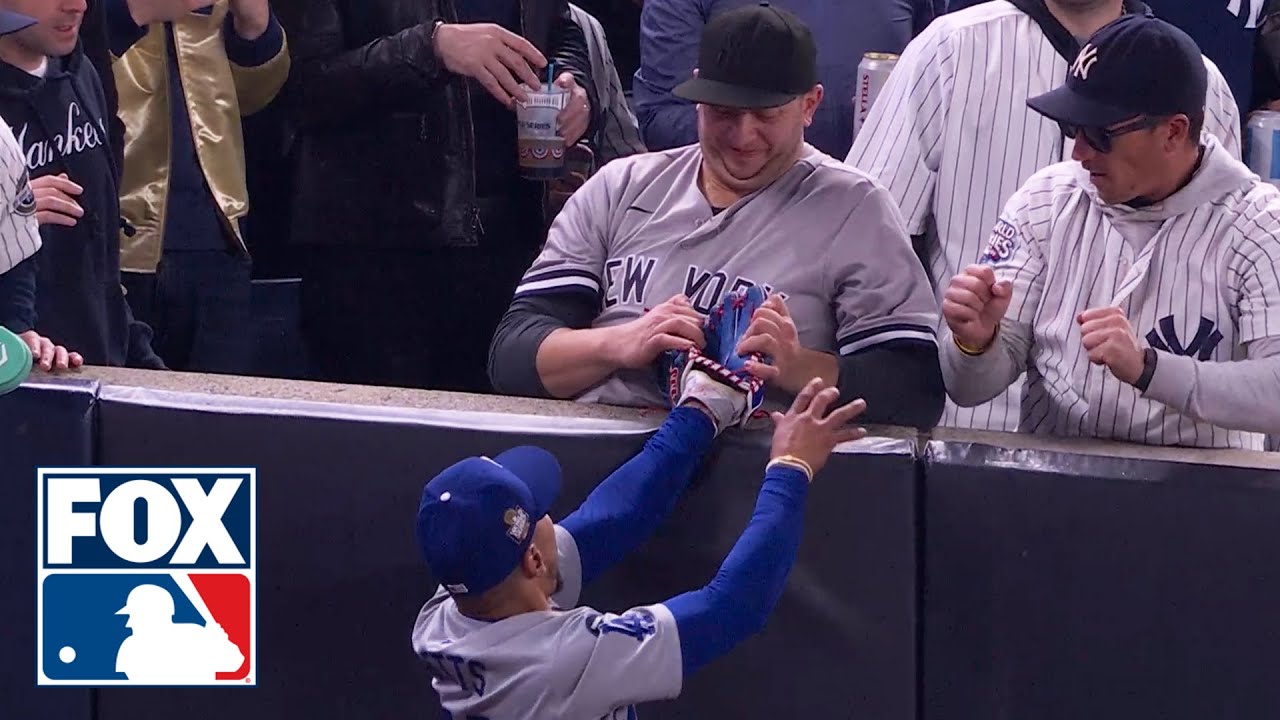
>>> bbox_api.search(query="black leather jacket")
[274,0,597,251]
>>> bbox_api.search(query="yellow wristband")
[953,327,997,357]
[767,455,814,482]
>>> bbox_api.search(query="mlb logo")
[37,468,256,686]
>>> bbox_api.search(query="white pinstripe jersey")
[845,0,1241,432]
[0,115,39,276]
[515,143,939,408]
[969,137,1280,449]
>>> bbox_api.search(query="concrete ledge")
[22,366,1277,466]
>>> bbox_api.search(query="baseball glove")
[659,286,771,430]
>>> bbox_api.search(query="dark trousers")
[300,244,538,393]
[122,249,254,375]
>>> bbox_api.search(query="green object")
[0,326,32,396]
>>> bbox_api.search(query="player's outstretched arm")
[662,380,866,676]
[558,401,718,587]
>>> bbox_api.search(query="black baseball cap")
[673,2,818,109]
[0,9,35,36]
[1027,14,1207,129]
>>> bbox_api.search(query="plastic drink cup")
[516,81,569,180]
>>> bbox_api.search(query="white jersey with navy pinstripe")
[944,136,1280,449]
[845,0,1241,432]
[0,116,39,276]
[513,142,939,409]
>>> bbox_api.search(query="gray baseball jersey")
[514,143,939,408]
[941,136,1280,449]
[0,116,39,276]
[846,0,1241,433]
[412,525,683,719]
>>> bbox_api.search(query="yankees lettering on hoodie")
[0,43,162,368]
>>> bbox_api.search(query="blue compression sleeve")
[663,465,810,676]
[559,406,716,585]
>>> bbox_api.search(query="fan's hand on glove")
[735,293,797,386]
[611,294,706,369]
[669,286,775,432]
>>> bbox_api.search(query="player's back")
[412,589,681,719]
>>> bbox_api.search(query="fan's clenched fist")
[942,264,1013,353]
[1077,307,1145,385]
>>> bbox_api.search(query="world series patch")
[979,219,1020,265]
[37,468,256,686]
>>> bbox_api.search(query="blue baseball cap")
[0,10,35,36]
[1027,14,1207,129]
[415,446,562,596]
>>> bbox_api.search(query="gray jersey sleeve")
[513,161,628,303]
[549,603,683,718]
[0,118,39,276]
[830,182,939,356]
[844,23,948,235]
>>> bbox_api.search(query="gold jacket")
[113,2,289,273]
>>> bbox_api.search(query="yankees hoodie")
[0,43,163,368]
[942,136,1280,443]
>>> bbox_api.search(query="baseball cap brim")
[490,446,561,520]
[1027,84,1136,128]
[0,10,36,37]
[673,76,800,110]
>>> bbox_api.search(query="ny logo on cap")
[1071,44,1100,81]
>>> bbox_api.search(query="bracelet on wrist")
[767,455,814,482]
[953,327,997,357]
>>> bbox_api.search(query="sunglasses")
[1058,115,1164,153]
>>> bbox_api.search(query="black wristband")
[1134,347,1158,392]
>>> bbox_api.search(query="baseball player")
[845,0,1241,433]
[489,4,945,430]
[0,7,79,373]
[414,354,867,717]
[941,14,1280,449]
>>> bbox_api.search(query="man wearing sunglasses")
[846,0,1241,437]
[938,13,1280,449]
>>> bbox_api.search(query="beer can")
[853,52,899,141]
[1246,111,1280,189]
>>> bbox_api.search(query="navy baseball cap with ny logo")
[416,446,562,596]
[1027,13,1208,129]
